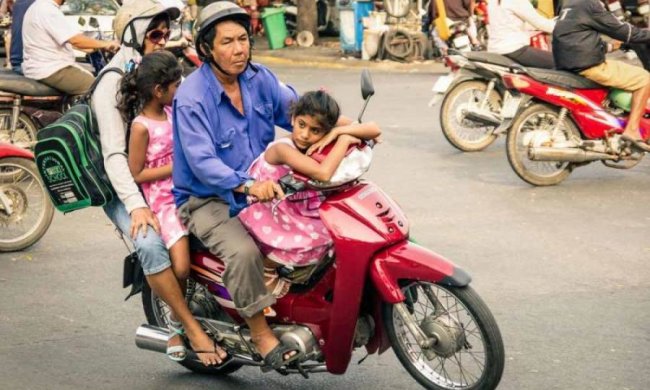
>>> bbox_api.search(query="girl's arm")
[307,121,381,155]
[265,135,361,182]
[128,122,173,184]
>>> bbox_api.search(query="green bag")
[35,68,124,213]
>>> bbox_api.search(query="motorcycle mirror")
[358,69,374,123]
[361,69,375,100]
[78,16,86,26]
[89,17,99,29]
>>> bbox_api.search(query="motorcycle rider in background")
[554,0,650,149]
[0,0,12,69]
[487,0,555,68]
[21,0,119,95]
[428,0,481,55]
[7,0,34,74]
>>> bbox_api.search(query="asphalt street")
[1,65,649,390]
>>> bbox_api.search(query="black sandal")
[261,341,302,372]
[192,340,231,367]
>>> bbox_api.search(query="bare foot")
[186,328,228,366]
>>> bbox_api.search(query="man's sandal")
[620,134,650,152]
[264,267,291,298]
[167,319,187,362]
[260,341,303,372]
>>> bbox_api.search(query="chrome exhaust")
[528,147,616,162]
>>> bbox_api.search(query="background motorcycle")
[431,32,550,152]
[500,64,650,186]
[0,142,54,252]
[0,70,69,149]
[132,70,505,390]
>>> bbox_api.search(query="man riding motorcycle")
[21,0,119,95]
[554,0,650,150]
[488,0,555,68]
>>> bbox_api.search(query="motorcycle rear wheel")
[0,110,38,150]
[142,280,243,375]
[384,283,504,390]
[440,80,501,152]
[0,157,54,252]
[506,103,580,186]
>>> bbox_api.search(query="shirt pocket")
[253,103,276,145]
[215,127,236,150]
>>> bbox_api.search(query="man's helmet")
[193,1,251,61]
[113,0,182,52]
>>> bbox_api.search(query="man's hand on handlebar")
[248,180,285,202]
[102,40,120,54]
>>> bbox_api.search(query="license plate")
[453,35,471,49]
[500,93,522,119]
[432,75,454,94]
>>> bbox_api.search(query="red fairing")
[0,143,34,159]
[318,182,408,373]
[370,242,462,303]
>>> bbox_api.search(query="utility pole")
[297,0,319,45]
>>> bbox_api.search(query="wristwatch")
[243,180,255,195]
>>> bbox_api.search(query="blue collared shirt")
[172,62,298,216]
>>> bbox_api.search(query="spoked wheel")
[384,282,504,390]
[141,279,243,375]
[0,157,54,252]
[440,81,502,152]
[0,110,38,150]
[506,103,581,186]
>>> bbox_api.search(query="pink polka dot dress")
[238,138,333,267]
[133,106,188,249]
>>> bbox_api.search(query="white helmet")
[113,0,182,51]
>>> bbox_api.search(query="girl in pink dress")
[118,51,187,360]
[238,91,381,297]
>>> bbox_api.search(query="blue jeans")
[11,65,22,75]
[103,198,171,275]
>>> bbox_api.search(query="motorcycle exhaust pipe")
[528,147,616,162]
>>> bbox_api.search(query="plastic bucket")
[261,7,288,50]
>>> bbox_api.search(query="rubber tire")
[141,280,243,375]
[0,110,39,149]
[506,103,579,186]
[440,80,501,152]
[384,285,505,390]
[0,157,54,252]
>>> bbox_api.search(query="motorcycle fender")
[0,143,34,159]
[370,241,471,304]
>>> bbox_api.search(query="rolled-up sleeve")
[175,104,250,190]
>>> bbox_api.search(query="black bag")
[35,68,124,213]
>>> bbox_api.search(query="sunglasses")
[146,29,171,44]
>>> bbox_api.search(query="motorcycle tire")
[506,103,580,186]
[440,80,501,152]
[384,283,505,390]
[0,157,54,252]
[141,280,243,375]
[0,110,39,150]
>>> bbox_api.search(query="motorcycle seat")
[525,68,603,89]
[0,69,63,97]
[465,52,517,68]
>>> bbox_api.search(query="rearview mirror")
[361,69,375,100]
[89,17,99,29]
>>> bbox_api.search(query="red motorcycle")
[133,71,505,389]
[499,66,650,186]
[0,142,54,251]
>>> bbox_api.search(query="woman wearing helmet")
[172,2,303,370]
[93,0,227,367]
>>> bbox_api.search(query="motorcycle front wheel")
[0,157,54,252]
[506,103,580,186]
[0,110,38,149]
[141,279,243,375]
[384,283,504,390]
[440,80,501,152]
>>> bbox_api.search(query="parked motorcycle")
[0,142,54,252]
[499,65,650,186]
[0,69,70,149]
[284,0,339,37]
[133,70,505,389]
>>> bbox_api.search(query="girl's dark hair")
[290,91,340,133]
[117,50,182,124]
